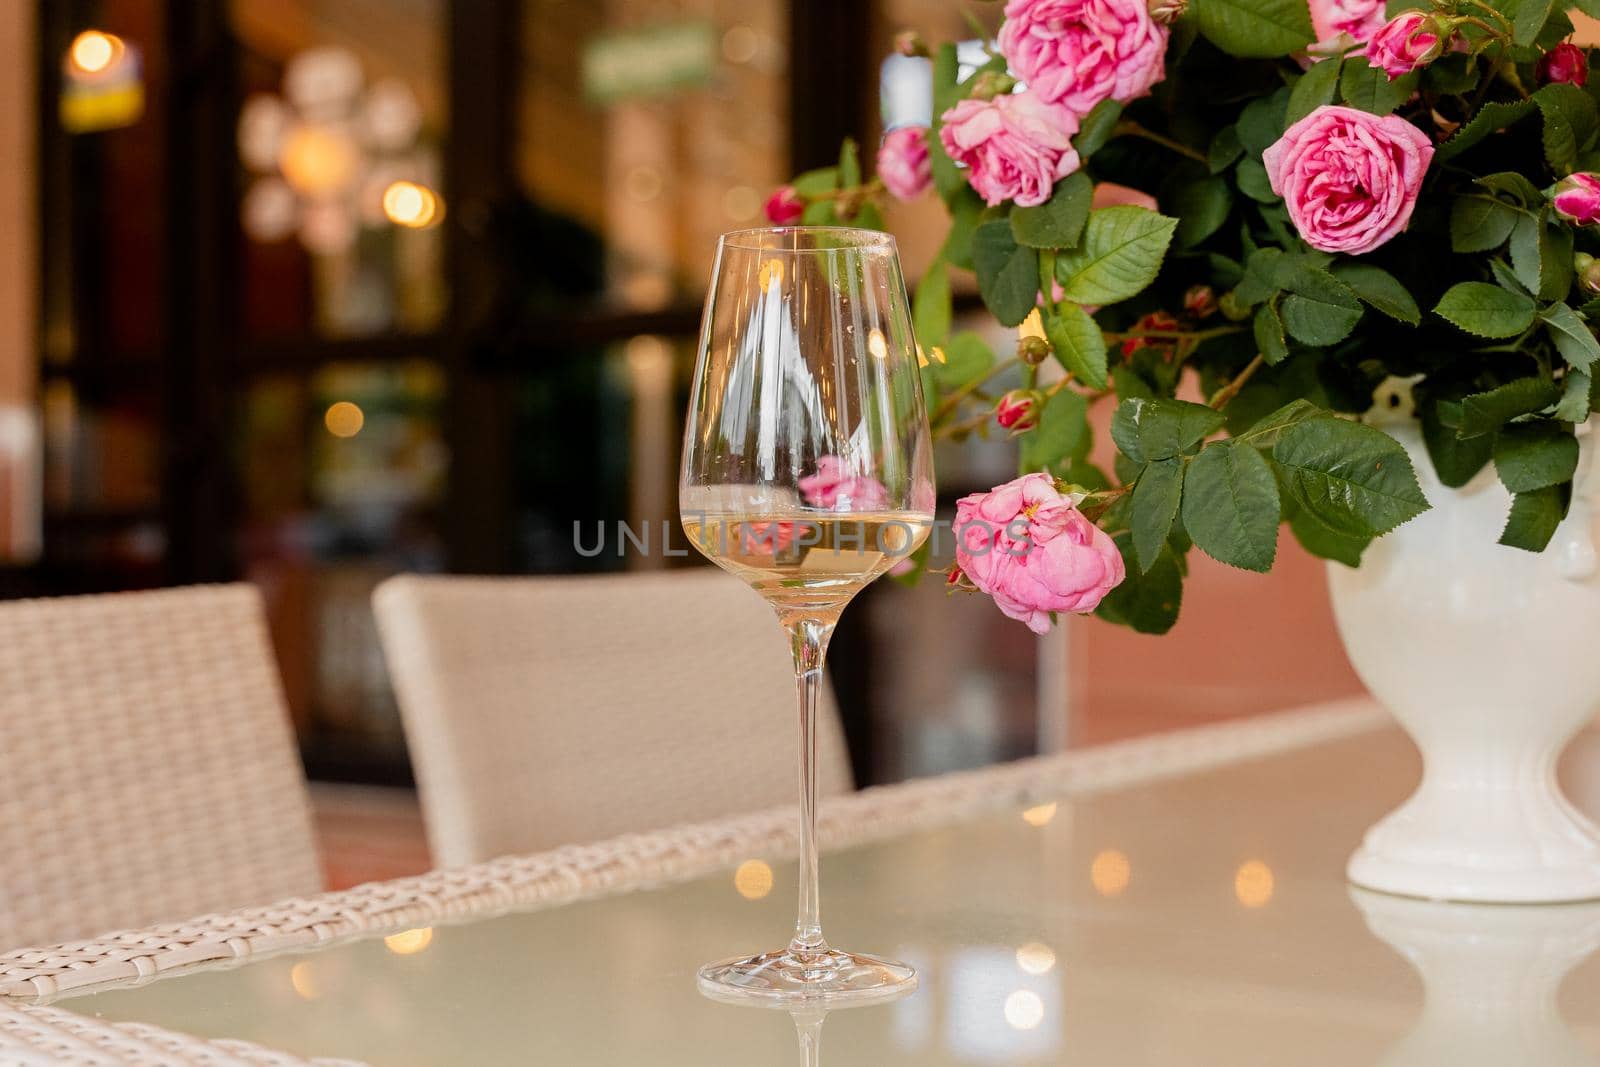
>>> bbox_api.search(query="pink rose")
[953,473,1125,633]
[1307,0,1386,55]
[798,455,890,511]
[939,92,1081,208]
[1553,173,1600,226]
[1091,181,1159,211]
[1263,105,1433,255]
[1366,12,1444,79]
[1184,285,1217,318]
[995,389,1043,430]
[764,185,803,225]
[998,0,1168,116]
[878,126,933,201]
[1538,42,1589,87]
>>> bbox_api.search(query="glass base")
[697,946,917,1006]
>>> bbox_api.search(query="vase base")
[1348,792,1600,903]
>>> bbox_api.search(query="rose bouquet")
[769,0,1600,635]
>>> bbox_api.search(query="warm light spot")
[916,344,929,368]
[722,24,760,64]
[1235,860,1274,908]
[384,927,433,955]
[1021,801,1057,827]
[324,401,364,438]
[1015,942,1056,975]
[734,859,773,900]
[1018,307,1046,342]
[289,961,320,1000]
[1090,849,1131,898]
[1004,989,1044,1030]
[279,123,360,198]
[868,329,889,360]
[758,258,785,292]
[927,345,947,365]
[382,180,440,228]
[69,31,120,75]
[624,165,663,202]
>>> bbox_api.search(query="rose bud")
[1584,260,1600,295]
[1538,42,1588,87]
[1218,291,1252,321]
[1553,173,1600,227]
[995,389,1043,431]
[1121,310,1180,357]
[1366,12,1445,80]
[877,126,933,202]
[893,30,929,58]
[1017,334,1052,366]
[763,185,804,225]
[1183,285,1218,319]
[1148,0,1188,24]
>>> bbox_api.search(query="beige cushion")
[0,585,320,948]
[373,571,853,867]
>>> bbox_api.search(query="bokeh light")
[1235,860,1274,908]
[69,31,120,76]
[382,180,441,228]
[1021,801,1057,827]
[734,859,773,900]
[324,401,364,438]
[1090,849,1131,897]
[384,927,433,955]
[1015,942,1056,975]
[1004,989,1044,1030]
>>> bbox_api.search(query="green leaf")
[1494,421,1579,493]
[1131,458,1185,573]
[800,199,839,225]
[791,166,839,197]
[1534,82,1599,173]
[1073,100,1122,159]
[1543,302,1600,369]
[1421,398,1494,487]
[1449,195,1520,253]
[1510,213,1574,302]
[838,138,861,188]
[1111,397,1226,463]
[1422,51,1479,96]
[1045,302,1110,390]
[1237,89,1290,156]
[1208,125,1244,173]
[1182,441,1281,572]
[1499,484,1570,551]
[930,330,995,390]
[1289,506,1371,566]
[1190,0,1314,57]
[1235,158,1279,203]
[1339,59,1418,115]
[1433,282,1537,339]
[1019,389,1090,474]
[1233,247,1284,307]
[1010,171,1093,249]
[913,257,952,349]
[1458,377,1561,437]
[941,187,984,270]
[1053,207,1178,306]
[1435,101,1536,163]
[1477,172,1544,206]
[1287,58,1341,126]
[1329,262,1420,325]
[1254,301,1289,364]
[1278,263,1362,346]
[1557,370,1596,422]
[1504,0,1557,45]
[973,221,1040,328]
[928,44,969,204]
[1171,177,1233,248]
[1096,538,1184,634]
[1233,398,1323,447]
[1271,416,1428,535]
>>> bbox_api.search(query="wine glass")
[680,227,935,1004]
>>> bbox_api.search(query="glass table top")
[62,726,1600,1065]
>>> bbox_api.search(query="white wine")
[682,513,932,617]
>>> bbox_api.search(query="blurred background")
[0,0,1366,882]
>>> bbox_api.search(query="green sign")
[582,21,716,105]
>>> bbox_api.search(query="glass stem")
[785,615,835,958]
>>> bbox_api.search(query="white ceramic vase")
[1327,389,1600,902]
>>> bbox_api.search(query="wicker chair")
[0,585,321,950]
[373,571,853,867]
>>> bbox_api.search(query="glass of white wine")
[680,227,935,1005]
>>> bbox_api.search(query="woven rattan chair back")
[0,585,321,949]
[373,570,854,867]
